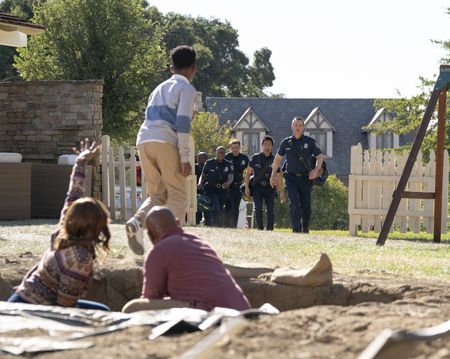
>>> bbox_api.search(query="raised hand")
[73,138,100,163]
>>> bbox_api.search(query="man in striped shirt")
[126,46,197,255]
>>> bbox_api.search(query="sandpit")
[1,252,449,359]
[1,254,447,313]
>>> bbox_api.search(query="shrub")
[310,175,348,230]
[273,174,348,230]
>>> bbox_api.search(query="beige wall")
[0,80,104,199]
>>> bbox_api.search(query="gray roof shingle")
[205,97,380,178]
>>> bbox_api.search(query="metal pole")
[433,87,447,242]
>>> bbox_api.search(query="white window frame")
[242,132,261,156]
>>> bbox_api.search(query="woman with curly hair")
[8,139,111,311]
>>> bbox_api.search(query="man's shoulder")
[205,159,215,166]
[224,152,233,160]
[251,152,262,160]
[280,136,292,145]
[177,79,196,94]
[240,153,249,161]
[302,135,316,143]
[224,159,233,166]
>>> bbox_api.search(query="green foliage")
[274,196,290,229]
[13,0,167,140]
[153,12,275,97]
[310,175,348,230]
[372,77,450,161]
[3,1,275,142]
[371,3,450,161]
[274,175,348,230]
[190,112,232,157]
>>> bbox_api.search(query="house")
[205,97,414,184]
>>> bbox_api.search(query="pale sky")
[149,0,450,98]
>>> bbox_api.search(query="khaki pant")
[136,142,187,226]
[121,298,192,313]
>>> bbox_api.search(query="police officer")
[198,146,234,227]
[245,135,285,231]
[225,139,249,228]
[195,151,209,224]
[270,117,324,233]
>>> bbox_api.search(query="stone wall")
[0,80,104,199]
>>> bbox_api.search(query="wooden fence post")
[118,147,126,220]
[108,146,116,220]
[101,135,110,207]
[130,147,137,216]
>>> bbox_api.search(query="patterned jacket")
[16,160,95,306]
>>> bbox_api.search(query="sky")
[149,0,450,99]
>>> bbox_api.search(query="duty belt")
[288,172,309,178]
[216,183,224,189]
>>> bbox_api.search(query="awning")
[0,11,44,47]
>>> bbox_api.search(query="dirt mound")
[0,274,13,301]
[85,267,143,311]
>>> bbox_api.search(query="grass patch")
[275,228,450,242]
[0,220,449,282]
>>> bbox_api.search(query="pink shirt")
[142,229,251,311]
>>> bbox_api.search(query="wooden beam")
[377,88,440,245]
[433,88,447,242]
[401,191,435,199]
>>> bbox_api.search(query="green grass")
[274,228,450,242]
[0,220,449,282]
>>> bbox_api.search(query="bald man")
[122,206,250,313]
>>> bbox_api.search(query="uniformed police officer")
[225,139,249,228]
[270,117,324,233]
[245,135,285,230]
[198,146,234,227]
[195,151,209,224]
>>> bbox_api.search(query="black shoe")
[257,227,264,231]
[293,229,302,233]
[302,228,309,234]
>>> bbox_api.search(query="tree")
[371,7,450,161]
[191,112,232,158]
[14,0,167,140]
[152,12,275,97]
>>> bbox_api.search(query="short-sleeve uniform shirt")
[249,152,280,187]
[225,153,249,186]
[277,135,322,175]
[202,159,234,188]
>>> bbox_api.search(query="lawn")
[0,220,449,282]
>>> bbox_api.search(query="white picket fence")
[348,144,448,235]
[100,135,197,224]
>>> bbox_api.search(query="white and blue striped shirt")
[137,74,196,163]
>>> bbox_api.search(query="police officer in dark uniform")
[198,146,234,227]
[195,151,209,224]
[244,135,285,230]
[225,139,249,228]
[270,117,324,233]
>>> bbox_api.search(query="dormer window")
[231,107,270,155]
[365,108,399,149]
[303,107,336,158]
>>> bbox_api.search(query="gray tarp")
[0,302,279,355]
